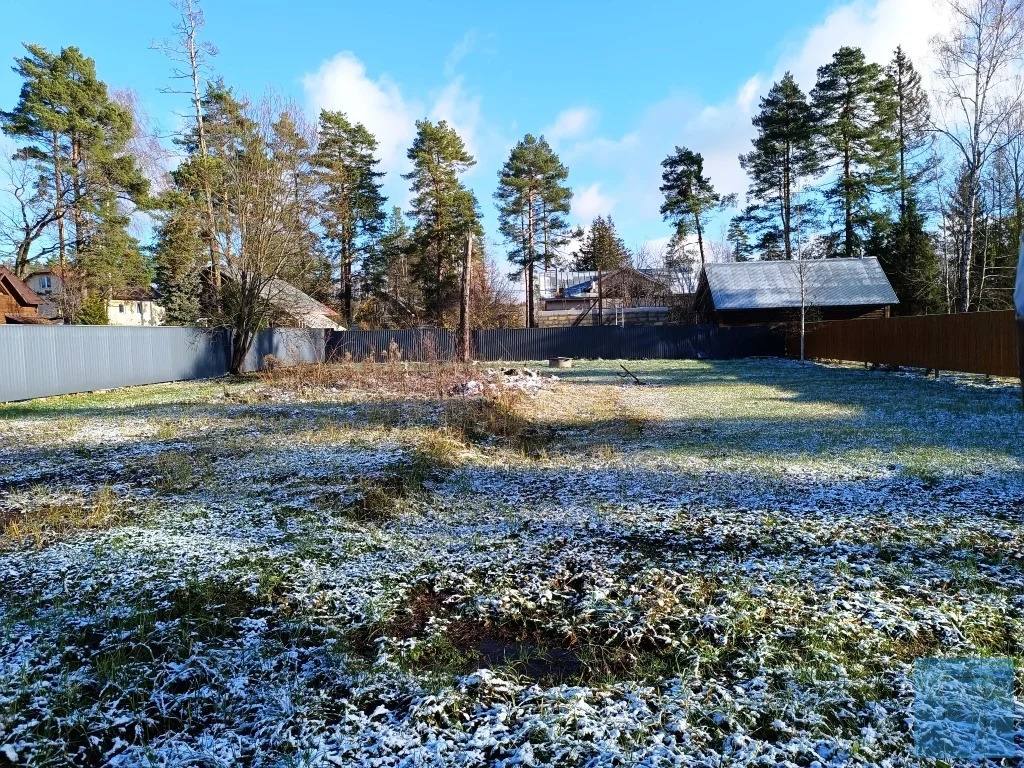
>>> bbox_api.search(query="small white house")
[24,269,63,320]
[108,289,166,327]
[25,269,166,325]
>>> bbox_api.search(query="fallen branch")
[619,364,647,386]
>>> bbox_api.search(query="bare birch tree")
[153,0,222,291]
[932,0,1024,311]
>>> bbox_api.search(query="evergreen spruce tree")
[403,119,481,325]
[152,190,205,324]
[739,73,818,259]
[887,47,933,220]
[312,110,386,323]
[659,146,728,264]
[358,206,421,325]
[573,216,630,270]
[271,111,326,301]
[865,197,941,314]
[726,215,755,262]
[76,293,109,325]
[811,46,897,258]
[494,134,572,327]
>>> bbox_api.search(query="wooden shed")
[694,257,898,326]
[0,267,48,324]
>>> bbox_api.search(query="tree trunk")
[695,214,705,265]
[527,262,536,328]
[783,139,792,259]
[51,131,66,277]
[958,164,979,313]
[184,7,221,294]
[597,267,604,326]
[71,134,83,259]
[459,235,472,362]
[230,328,252,375]
[342,240,353,325]
[843,140,853,259]
[527,188,536,327]
[800,265,806,363]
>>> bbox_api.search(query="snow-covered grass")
[0,359,1021,767]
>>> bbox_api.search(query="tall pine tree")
[659,146,727,264]
[2,44,151,319]
[494,134,573,327]
[403,119,481,325]
[887,47,933,220]
[811,46,897,258]
[312,110,386,323]
[739,73,818,259]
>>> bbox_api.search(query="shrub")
[76,294,109,325]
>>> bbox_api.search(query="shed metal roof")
[702,257,898,310]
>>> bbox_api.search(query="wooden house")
[0,267,48,324]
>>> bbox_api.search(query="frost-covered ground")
[0,359,1022,767]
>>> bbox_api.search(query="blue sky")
[1,0,946,259]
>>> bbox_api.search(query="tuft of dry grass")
[1,486,124,550]
[259,359,477,400]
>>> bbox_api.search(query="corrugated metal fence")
[788,310,1021,377]
[327,324,785,362]
[327,328,458,362]
[0,327,324,402]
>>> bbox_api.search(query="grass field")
[0,359,1022,766]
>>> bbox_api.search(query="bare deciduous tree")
[153,0,222,291]
[932,0,1024,311]
[0,152,60,276]
[214,95,321,373]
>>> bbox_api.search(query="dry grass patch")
[260,359,477,399]
[1,486,124,549]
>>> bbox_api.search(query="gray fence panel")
[326,325,784,363]
[0,326,231,402]
[242,328,326,372]
[327,328,457,362]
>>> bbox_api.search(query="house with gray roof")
[218,266,344,330]
[694,257,899,326]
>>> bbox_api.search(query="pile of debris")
[453,367,557,397]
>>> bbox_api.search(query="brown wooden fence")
[787,310,1021,377]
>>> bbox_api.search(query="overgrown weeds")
[1,486,123,549]
[152,450,214,493]
[319,452,438,523]
[260,359,476,400]
[442,388,557,455]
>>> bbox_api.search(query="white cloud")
[301,52,420,173]
[560,0,951,245]
[444,30,487,78]
[573,183,616,222]
[302,51,504,204]
[544,107,598,143]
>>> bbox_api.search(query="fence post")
[459,235,472,362]
[1017,315,1023,407]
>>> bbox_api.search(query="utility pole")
[459,234,472,362]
